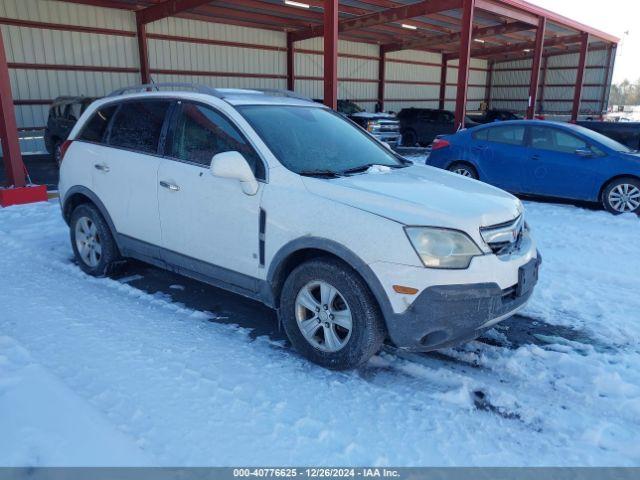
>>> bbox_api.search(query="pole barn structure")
[0,0,619,203]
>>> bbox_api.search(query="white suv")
[58,84,540,370]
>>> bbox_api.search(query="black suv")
[397,108,479,146]
[45,96,96,165]
[467,109,522,124]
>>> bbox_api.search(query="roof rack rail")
[107,82,223,98]
[255,89,313,102]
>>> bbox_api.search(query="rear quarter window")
[77,105,118,143]
[108,101,171,154]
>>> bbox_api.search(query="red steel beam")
[286,32,295,91]
[136,18,151,83]
[291,0,461,42]
[537,54,548,113]
[0,30,25,188]
[454,0,474,129]
[377,48,385,112]
[526,16,545,119]
[383,20,531,53]
[324,0,338,110]
[137,0,215,25]
[450,33,583,59]
[439,57,448,110]
[571,32,589,122]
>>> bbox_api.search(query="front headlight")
[405,227,482,269]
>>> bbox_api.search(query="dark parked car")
[45,96,96,165]
[397,108,479,147]
[577,121,640,151]
[467,109,522,124]
[313,99,401,147]
[427,120,640,214]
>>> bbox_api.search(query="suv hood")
[302,165,522,234]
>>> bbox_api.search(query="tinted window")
[238,105,404,175]
[486,125,525,145]
[109,101,170,154]
[473,128,489,140]
[67,103,82,121]
[530,126,587,153]
[78,105,118,143]
[437,111,454,123]
[169,103,264,178]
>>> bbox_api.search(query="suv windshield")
[238,105,405,175]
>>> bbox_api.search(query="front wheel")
[602,178,640,215]
[447,162,478,180]
[279,258,385,370]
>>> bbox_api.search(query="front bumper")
[371,132,401,146]
[376,250,541,352]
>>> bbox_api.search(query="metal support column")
[571,32,589,122]
[527,16,546,119]
[323,0,338,109]
[439,56,448,110]
[377,47,385,112]
[454,0,474,130]
[0,29,25,188]
[136,17,151,84]
[286,32,295,91]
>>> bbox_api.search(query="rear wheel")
[602,177,640,214]
[447,162,478,180]
[402,129,418,147]
[279,258,385,370]
[70,203,121,276]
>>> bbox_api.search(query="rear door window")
[108,100,171,154]
[486,125,525,146]
[77,104,118,144]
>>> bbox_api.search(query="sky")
[9,3,636,85]
[527,0,639,83]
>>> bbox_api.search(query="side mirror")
[575,147,594,157]
[210,151,259,195]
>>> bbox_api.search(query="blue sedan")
[427,120,640,214]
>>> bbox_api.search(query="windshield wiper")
[299,169,343,178]
[341,163,405,175]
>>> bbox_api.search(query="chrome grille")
[480,215,525,255]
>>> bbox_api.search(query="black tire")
[279,257,386,370]
[602,177,640,215]
[70,203,121,276]
[447,161,478,180]
[402,129,418,147]
[52,139,62,167]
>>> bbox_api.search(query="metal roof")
[59,0,618,62]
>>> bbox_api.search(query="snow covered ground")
[1,198,639,466]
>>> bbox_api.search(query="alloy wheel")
[295,280,353,352]
[75,216,102,267]
[608,183,640,213]
[453,167,473,178]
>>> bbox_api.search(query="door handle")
[531,155,540,161]
[94,163,110,172]
[159,180,180,192]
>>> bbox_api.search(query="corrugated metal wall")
[491,48,611,119]
[0,0,139,152]
[384,50,488,114]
